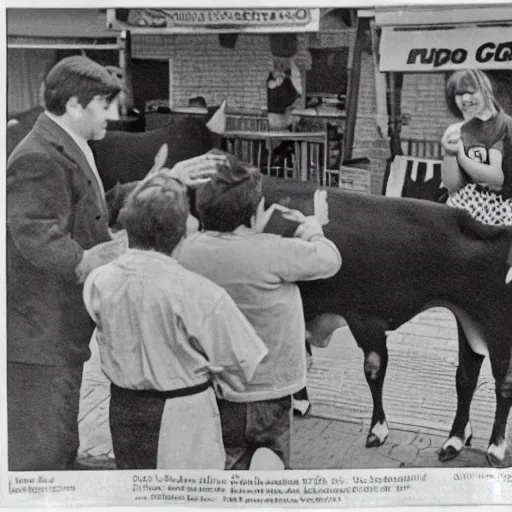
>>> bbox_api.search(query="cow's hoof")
[366,433,387,448]
[366,421,389,448]
[437,445,460,462]
[486,443,508,468]
[486,453,507,468]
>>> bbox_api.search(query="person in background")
[83,166,268,470]
[177,154,342,470]
[7,56,122,471]
[441,68,512,225]
[188,95,207,109]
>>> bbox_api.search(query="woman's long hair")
[445,69,501,118]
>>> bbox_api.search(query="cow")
[89,115,215,191]
[6,106,45,158]
[104,148,512,468]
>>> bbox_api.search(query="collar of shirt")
[198,225,257,239]
[117,248,179,269]
[44,111,105,200]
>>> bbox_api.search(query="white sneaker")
[249,448,285,470]
[292,398,311,417]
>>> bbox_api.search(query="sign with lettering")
[379,26,512,71]
[107,8,320,33]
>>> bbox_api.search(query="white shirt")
[83,249,268,395]
[44,111,105,200]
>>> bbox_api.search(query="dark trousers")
[7,362,83,471]
[293,340,312,402]
[293,387,309,401]
[217,395,292,470]
[109,384,165,469]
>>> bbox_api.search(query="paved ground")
[77,414,494,471]
[292,415,494,469]
[77,307,508,470]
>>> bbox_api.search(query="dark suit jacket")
[7,113,110,366]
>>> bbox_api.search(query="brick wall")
[132,33,272,109]
[132,31,357,110]
[401,73,458,140]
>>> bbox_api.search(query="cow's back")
[262,177,512,326]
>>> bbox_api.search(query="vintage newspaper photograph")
[2,0,512,509]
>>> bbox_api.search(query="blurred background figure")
[188,95,207,109]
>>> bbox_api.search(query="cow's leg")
[438,323,484,462]
[346,314,389,448]
[486,345,512,467]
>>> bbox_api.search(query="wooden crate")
[337,166,372,193]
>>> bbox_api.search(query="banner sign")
[108,8,320,33]
[379,25,512,71]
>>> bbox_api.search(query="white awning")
[107,8,320,34]
[374,5,512,26]
[371,4,512,72]
[379,24,512,72]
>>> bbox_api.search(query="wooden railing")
[222,130,327,183]
[225,112,269,132]
[400,138,443,160]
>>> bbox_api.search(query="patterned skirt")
[446,183,512,226]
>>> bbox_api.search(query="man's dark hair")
[196,153,263,232]
[106,181,139,231]
[118,174,189,256]
[44,56,122,115]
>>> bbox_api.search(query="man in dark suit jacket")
[7,56,122,470]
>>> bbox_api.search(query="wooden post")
[343,15,369,162]
[387,71,403,157]
[119,30,134,115]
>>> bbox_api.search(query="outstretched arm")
[441,122,466,193]
[274,214,342,282]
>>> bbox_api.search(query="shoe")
[292,398,311,417]
[249,448,285,470]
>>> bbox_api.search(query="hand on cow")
[281,210,325,242]
[146,145,227,187]
[168,152,226,188]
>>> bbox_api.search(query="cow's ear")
[147,143,168,177]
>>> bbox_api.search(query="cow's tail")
[456,209,509,241]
